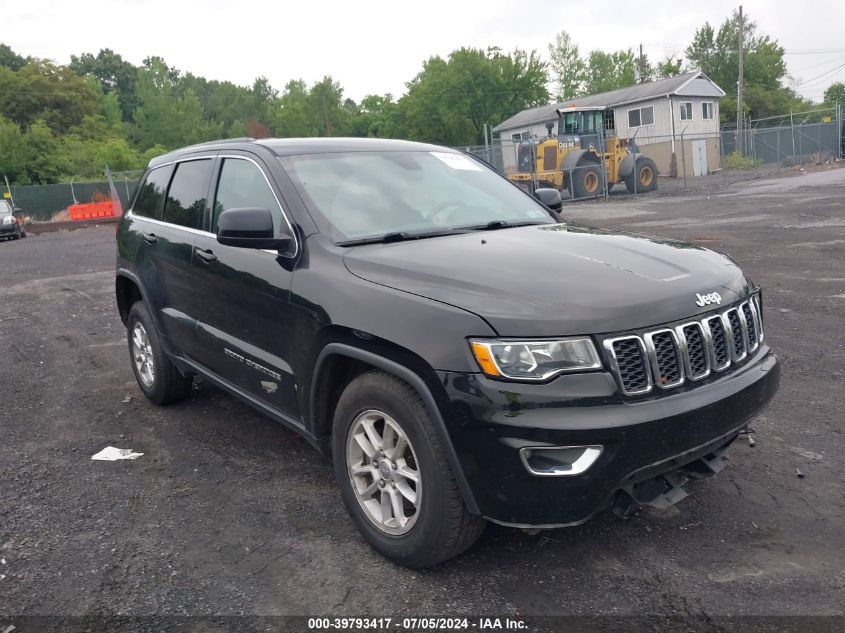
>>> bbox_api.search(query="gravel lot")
[1,167,843,628]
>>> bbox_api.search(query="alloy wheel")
[346,409,421,535]
[131,322,155,388]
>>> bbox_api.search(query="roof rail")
[178,137,257,151]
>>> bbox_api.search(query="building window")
[680,102,693,120]
[702,102,714,120]
[627,105,654,128]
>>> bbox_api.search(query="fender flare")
[619,152,643,178]
[311,343,480,515]
[115,268,153,323]
[560,149,590,173]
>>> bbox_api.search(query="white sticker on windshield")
[431,152,483,171]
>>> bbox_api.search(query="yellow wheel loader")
[508,107,658,198]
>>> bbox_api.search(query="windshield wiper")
[462,220,550,231]
[337,229,462,247]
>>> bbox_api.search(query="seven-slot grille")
[603,297,764,396]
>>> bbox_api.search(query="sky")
[5,0,845,104]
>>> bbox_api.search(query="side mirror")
[216,207,292,251]
[534,187,563,212]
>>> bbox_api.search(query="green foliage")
[724,151,760,170]
[0,44,27,71]
[350,94,399,138]
[0,115,27,180]
[131,57,223,150]
[0,60,100,133]
[823,82,845,107]
[69,49,139,122]
[656,55,684,79]
[548,31,585,100]
[400,47,549,145]
[547,32,641,100]
[583,49,636,95]
[685,10,804,121]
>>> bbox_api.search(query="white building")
[493,72,726,177]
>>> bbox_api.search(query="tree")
[131,57,222,150]
[308,76,350,136]
[656,55,684,79]
[69,49,139,122]
[685,10,796,120]
[0,115,27,181]
[0,60,100,134]
[583,49,635,94]
[21,119,68,183]
[399,47,548,145]
[350,94,399,138]
[0,44,26,71]
[548,31,585,100]
[272,79,317,137]
[824,82,845,107]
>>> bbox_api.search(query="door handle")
[142,232,158,244]
[195,248,217,263]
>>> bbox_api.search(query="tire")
[12,226,20,240]
[332,370,485,568]
[126,302,192,405]
[571,163,604,198]
[625,157,658,193]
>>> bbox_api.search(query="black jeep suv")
[115,138,780,568]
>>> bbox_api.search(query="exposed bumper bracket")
[612,444,731,517]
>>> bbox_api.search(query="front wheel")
[571,164,604,198]
[332,371,485,568]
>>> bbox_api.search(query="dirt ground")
[1,167,843,629]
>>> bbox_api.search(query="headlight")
[470,338,602,381]
[2,216,14,225]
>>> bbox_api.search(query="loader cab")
[558,108,615,152]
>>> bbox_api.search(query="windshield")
[280,151,555,242]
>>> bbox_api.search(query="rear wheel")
[332,371,485,568]
[127,302,192,405]
[571,163,604,198]
[625,157,658,193]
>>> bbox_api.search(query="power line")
[795,62,845,88]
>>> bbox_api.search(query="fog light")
[519,445,603,476]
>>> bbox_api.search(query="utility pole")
[638,43,647,84]
[736,5,744,155]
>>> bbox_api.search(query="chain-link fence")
[1,170,142,221]
[460,128,714,202]
[721,106,843,173]
[460,104,844,202]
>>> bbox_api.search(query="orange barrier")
[68,201,116,221]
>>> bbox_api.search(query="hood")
[342,223,753,337]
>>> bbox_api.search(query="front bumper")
[437,346,780,527]
[0,223,19,236]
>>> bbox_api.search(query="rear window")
[162,159,213,229]
[133,165,173,219]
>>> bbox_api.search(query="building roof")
[493,72,725,133]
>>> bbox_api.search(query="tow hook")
[738,426,757,447]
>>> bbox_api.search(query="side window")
[162,159,213,229]
[212,158,283,233]
[132,165,173,219]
